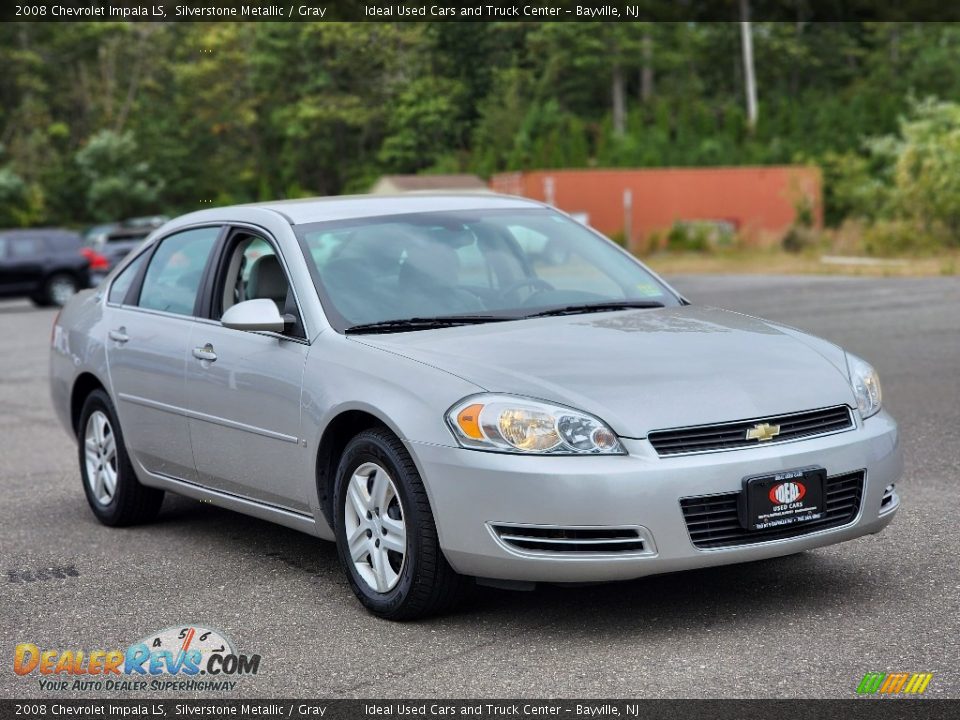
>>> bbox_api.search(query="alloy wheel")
[343,462,407,593]
[84,410,118,505]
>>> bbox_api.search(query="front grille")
[491,524,646,554]
[649,405,854,456]
[679,470,864,549]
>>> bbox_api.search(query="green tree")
[888,98,960,238]
[0,165,30,227]
[379,76,467,173]
[74,130,162,221]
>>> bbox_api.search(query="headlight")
[847,353,882,419]
[446,394,624,455]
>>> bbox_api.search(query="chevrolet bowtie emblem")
[746,422,781,442]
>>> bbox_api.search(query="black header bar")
[6,0,960,22]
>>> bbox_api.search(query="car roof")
[167,193,547,228]
[0,228,81,240]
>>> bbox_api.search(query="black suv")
[0,229,91,307]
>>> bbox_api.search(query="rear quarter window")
[108,253,147,305]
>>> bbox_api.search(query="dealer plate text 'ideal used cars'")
[50,195,902,619]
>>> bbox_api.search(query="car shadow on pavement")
[148,494,886,636]
[464,554,876,639]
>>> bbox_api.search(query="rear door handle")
[192,344,217,362]
[108,328,129,344]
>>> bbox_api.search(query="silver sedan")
[50,194,901,619]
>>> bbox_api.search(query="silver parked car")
[50,194,901,619]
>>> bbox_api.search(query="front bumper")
[408,409,902,583]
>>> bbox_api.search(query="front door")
[184,230,311,513]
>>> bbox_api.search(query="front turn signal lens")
[456,403,485,440]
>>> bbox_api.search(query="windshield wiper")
[345,315,510,335]
[523,301,666,319]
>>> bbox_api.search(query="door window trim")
[105,223,227,316]
[199,223,310,345]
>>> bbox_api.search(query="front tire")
[78,389,164,526]
[334,428,467,620]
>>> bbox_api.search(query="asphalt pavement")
[1,275,958,699]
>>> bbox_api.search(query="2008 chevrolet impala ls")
[50,194,902,619]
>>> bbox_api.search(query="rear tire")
[334,427,468,620]
[78,389,164,526]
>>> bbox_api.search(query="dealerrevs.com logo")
[14,625,260,692]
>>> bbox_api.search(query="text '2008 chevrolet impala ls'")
[50,194,901,619]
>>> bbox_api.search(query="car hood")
[353,306,856,438]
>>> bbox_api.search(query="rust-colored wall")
[490,166,822,251]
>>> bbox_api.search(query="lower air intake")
[491,524,646,554]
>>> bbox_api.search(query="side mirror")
[221,298,288,333]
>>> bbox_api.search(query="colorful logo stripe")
[857,672,933,695]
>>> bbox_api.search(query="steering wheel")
[498,277,553,302]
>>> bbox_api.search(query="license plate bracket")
[738,466,826,532]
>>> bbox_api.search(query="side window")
[9,237,38,259]
[138,227,219,316]
[217,234,303,338]
[0,237,7,259]
[108,253,147,305]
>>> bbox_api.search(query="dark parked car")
[84,216,167,284]
[0,229,91,307]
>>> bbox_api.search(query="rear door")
[183,228,312,513]
[104,226,222,483]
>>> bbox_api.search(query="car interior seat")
[246,254,289,312]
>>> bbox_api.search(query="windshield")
[295,208,681,332]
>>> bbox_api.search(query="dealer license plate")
[739,466,826,532]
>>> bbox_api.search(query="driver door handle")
[192,343,217,362]
[108,328,129,344]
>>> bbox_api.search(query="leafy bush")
[861,220,946,257]
[608,229,628,248]
[828,98,960,249]
[781,226,818,253]
[888,98,960,241]
[665,221,735,253]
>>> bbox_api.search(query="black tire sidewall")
[77,390,132,524]
[333,432,423,615]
